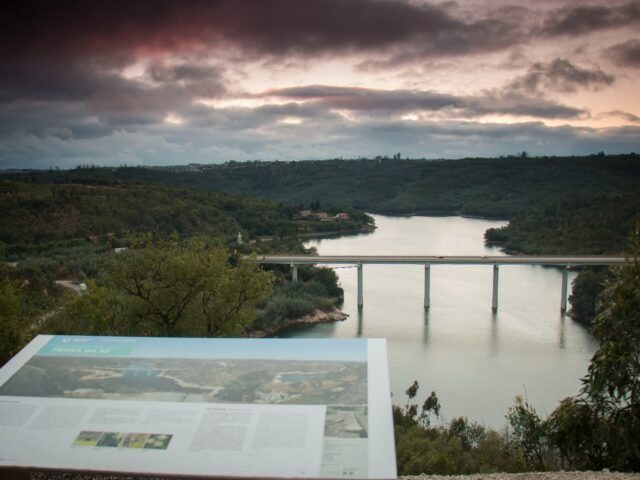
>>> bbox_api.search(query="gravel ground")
[401,472,640,480]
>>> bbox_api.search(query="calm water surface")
[285,214,597,428]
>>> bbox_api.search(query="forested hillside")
[5,154,640,218]
[0,181,372,256]
[484,194,640,255]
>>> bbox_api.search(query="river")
[284,214,598,428]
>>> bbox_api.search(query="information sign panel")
[0,336,396,479]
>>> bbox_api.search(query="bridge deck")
[254,255,629,266]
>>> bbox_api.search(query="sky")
[1,0,640,169]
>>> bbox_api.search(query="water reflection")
[489,313,499,357]
[422,309,430,347]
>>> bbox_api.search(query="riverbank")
[250,225,375,244]
[247,307,349,338]
[295,225,376,239]
[371,210,510,221]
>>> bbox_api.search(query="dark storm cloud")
[504,58,615,95]
[145,63,227,97]
[606,39,640,67]
[0,100,110,139]
[264,86,462,110]
[0,61,106,102]
[0,0,520,63]
[357,16,520,68]
[264,85,586,119]
[0,57,229,138]
[540,1,640,37]
[464,93,586,119]
[0,58,226,105]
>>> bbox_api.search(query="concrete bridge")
[254,255,630,314]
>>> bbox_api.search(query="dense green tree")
[251,279,335,332]
[507,397,557,470]
[197,255,275,336]
[0,278,22,365]
[296,266,343,298]
[43,281,122,336]
[569,267,611,323]
[508,232,640,471]
[394,382,526,475]
[555,234,640,469]
[109,238,274,336]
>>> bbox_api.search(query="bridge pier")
[492,264,499,311]
[560,266,568,314]
[357,263,363,308]
[253,255,626,316]
[424,264,431,309]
